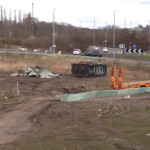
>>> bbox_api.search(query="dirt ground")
[0,68,150,150]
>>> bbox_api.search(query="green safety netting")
[61,87,150,102]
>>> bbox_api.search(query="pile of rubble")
[11,66,62,78]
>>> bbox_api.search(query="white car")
[102,47,108,52]
[19,47,27,51]
[34,49,38,52]
[73,49,82,55]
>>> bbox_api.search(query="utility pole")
[113,10,120,51]
[32,3,34,51]
[52,8,56,54]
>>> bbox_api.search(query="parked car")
[83,50,103,57]
[73,49,82,55]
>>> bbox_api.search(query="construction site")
[0,53,150,150]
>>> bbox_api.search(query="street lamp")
[113,10,120,51]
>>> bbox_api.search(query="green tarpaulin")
[11,66,62,78]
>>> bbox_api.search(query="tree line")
[0,10,149,53]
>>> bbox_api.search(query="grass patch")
[3,94,20,103]
[119,53,150,59]
[106,108,150,148]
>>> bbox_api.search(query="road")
[0,48,150,65]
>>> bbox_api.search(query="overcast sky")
[1,0,150,28]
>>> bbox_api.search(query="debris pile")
[11,66,62,78]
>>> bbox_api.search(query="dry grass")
[0,53,98,74]
[0,53,149,80]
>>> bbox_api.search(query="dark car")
[83,50,103,57]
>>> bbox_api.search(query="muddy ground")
[0,68,150,150]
